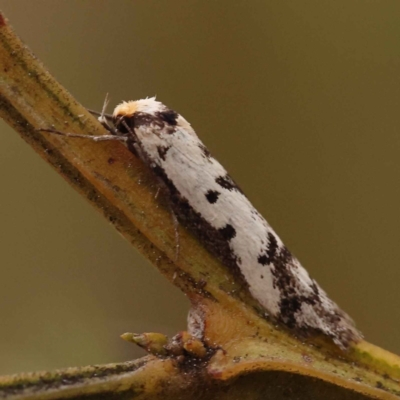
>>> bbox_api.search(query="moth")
[41,97,362,349]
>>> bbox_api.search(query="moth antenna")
[94,93,119,135]
[38,128,127,142]
[87,109,113,120]
[101,93,110,120]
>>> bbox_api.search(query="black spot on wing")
[218,224,236,240]
[215,173,243,194]
[205,190,220,204]
[198,143,212,159]
[269,246,301,327]
[156,109,179,126]
[257,255,269,266]
[257,232,279,266]
[269,245,326,329]
[266,233,279,262]
[272,246,294,289]
[157,145,171,161]
[279,298,303,328]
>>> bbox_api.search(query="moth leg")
[170,206,180,262]
[120,120,149,161]
[38,128,128,142]
[87,108,113,120]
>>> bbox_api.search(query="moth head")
[112,97,180,135]
[112,97,195,138]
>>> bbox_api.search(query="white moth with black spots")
[42,97,362,349]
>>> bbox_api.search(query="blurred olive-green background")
[1,1,399,375]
